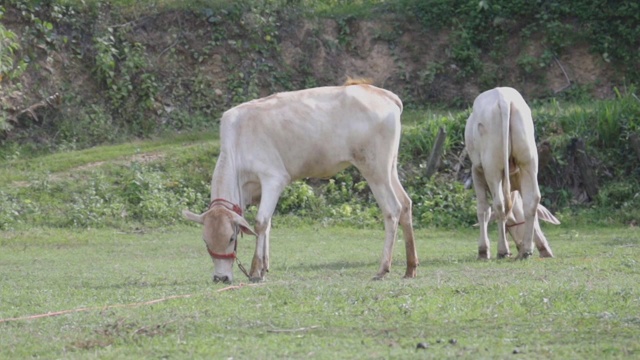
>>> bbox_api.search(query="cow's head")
[476,191,560,257]
[183,206,256,283]
[504,191,560,257]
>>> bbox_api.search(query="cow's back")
[220,85,403,180]
[465,88,505,169]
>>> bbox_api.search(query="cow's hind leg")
[391,169,418,278]
[363,176,402,280]
[472,169,492,259]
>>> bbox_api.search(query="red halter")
[205,198,243,260]
[208,198,243,216]
[207,246,237,260]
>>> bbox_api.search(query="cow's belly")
[290,160,352,181]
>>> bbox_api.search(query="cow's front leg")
[263,218,271,273]
[250,217,274,282]
[515,219,535,260]
[516,169,540,260]
[250,236,266,282]
[496,220,511,259]
[492,192,511,259]
[249,178,286,282]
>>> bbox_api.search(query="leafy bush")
[389,0,639,82]
[0,190,21,230]
[277,181,322,215]
[414,183,476,228]
[118,162,206,223]
[66,176,126,228]
[596,180,640,210]
[0,7,27,133]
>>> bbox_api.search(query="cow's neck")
[210,151,243,208]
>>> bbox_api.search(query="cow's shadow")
[278,255,483,273]
[278,260,376,272]
[83,278,203,290]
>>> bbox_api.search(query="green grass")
[0,130,218,186]
[1,225,638,359]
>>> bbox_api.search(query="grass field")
[1,224,638,359]
[1,104,638,358]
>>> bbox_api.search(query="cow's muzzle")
[213,275,231,284]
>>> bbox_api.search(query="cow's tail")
[498,90,513,215]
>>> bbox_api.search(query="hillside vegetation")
[0,0,639,230]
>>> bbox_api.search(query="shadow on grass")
[80,278,204,290]
[279,260,377,272]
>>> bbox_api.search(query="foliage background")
[0,0,639,230]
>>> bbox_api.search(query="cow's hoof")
[477,251,490,260]
[403,271,417,279]
[249,276,264,283]
[497,252,512,259]
[372,273,388,281]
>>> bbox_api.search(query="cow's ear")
[231,213,257,237]
[182,209,204,224]
[537,205,561,225]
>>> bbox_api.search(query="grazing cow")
[183,82,418,283]
[465,87,556,259]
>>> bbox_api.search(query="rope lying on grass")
[0,283,262,324]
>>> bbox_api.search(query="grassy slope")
[0,131,218,186]
[1,225,638,359]
[0,114,638,358]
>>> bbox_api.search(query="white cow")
[183,82,418,283]
[465,87,557,259]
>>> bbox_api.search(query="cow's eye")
[229,225,239,243]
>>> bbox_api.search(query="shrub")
[0,190,21,230]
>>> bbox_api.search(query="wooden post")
[537,140,553,171]
[571,138,599,201]
[425,127,446,180]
